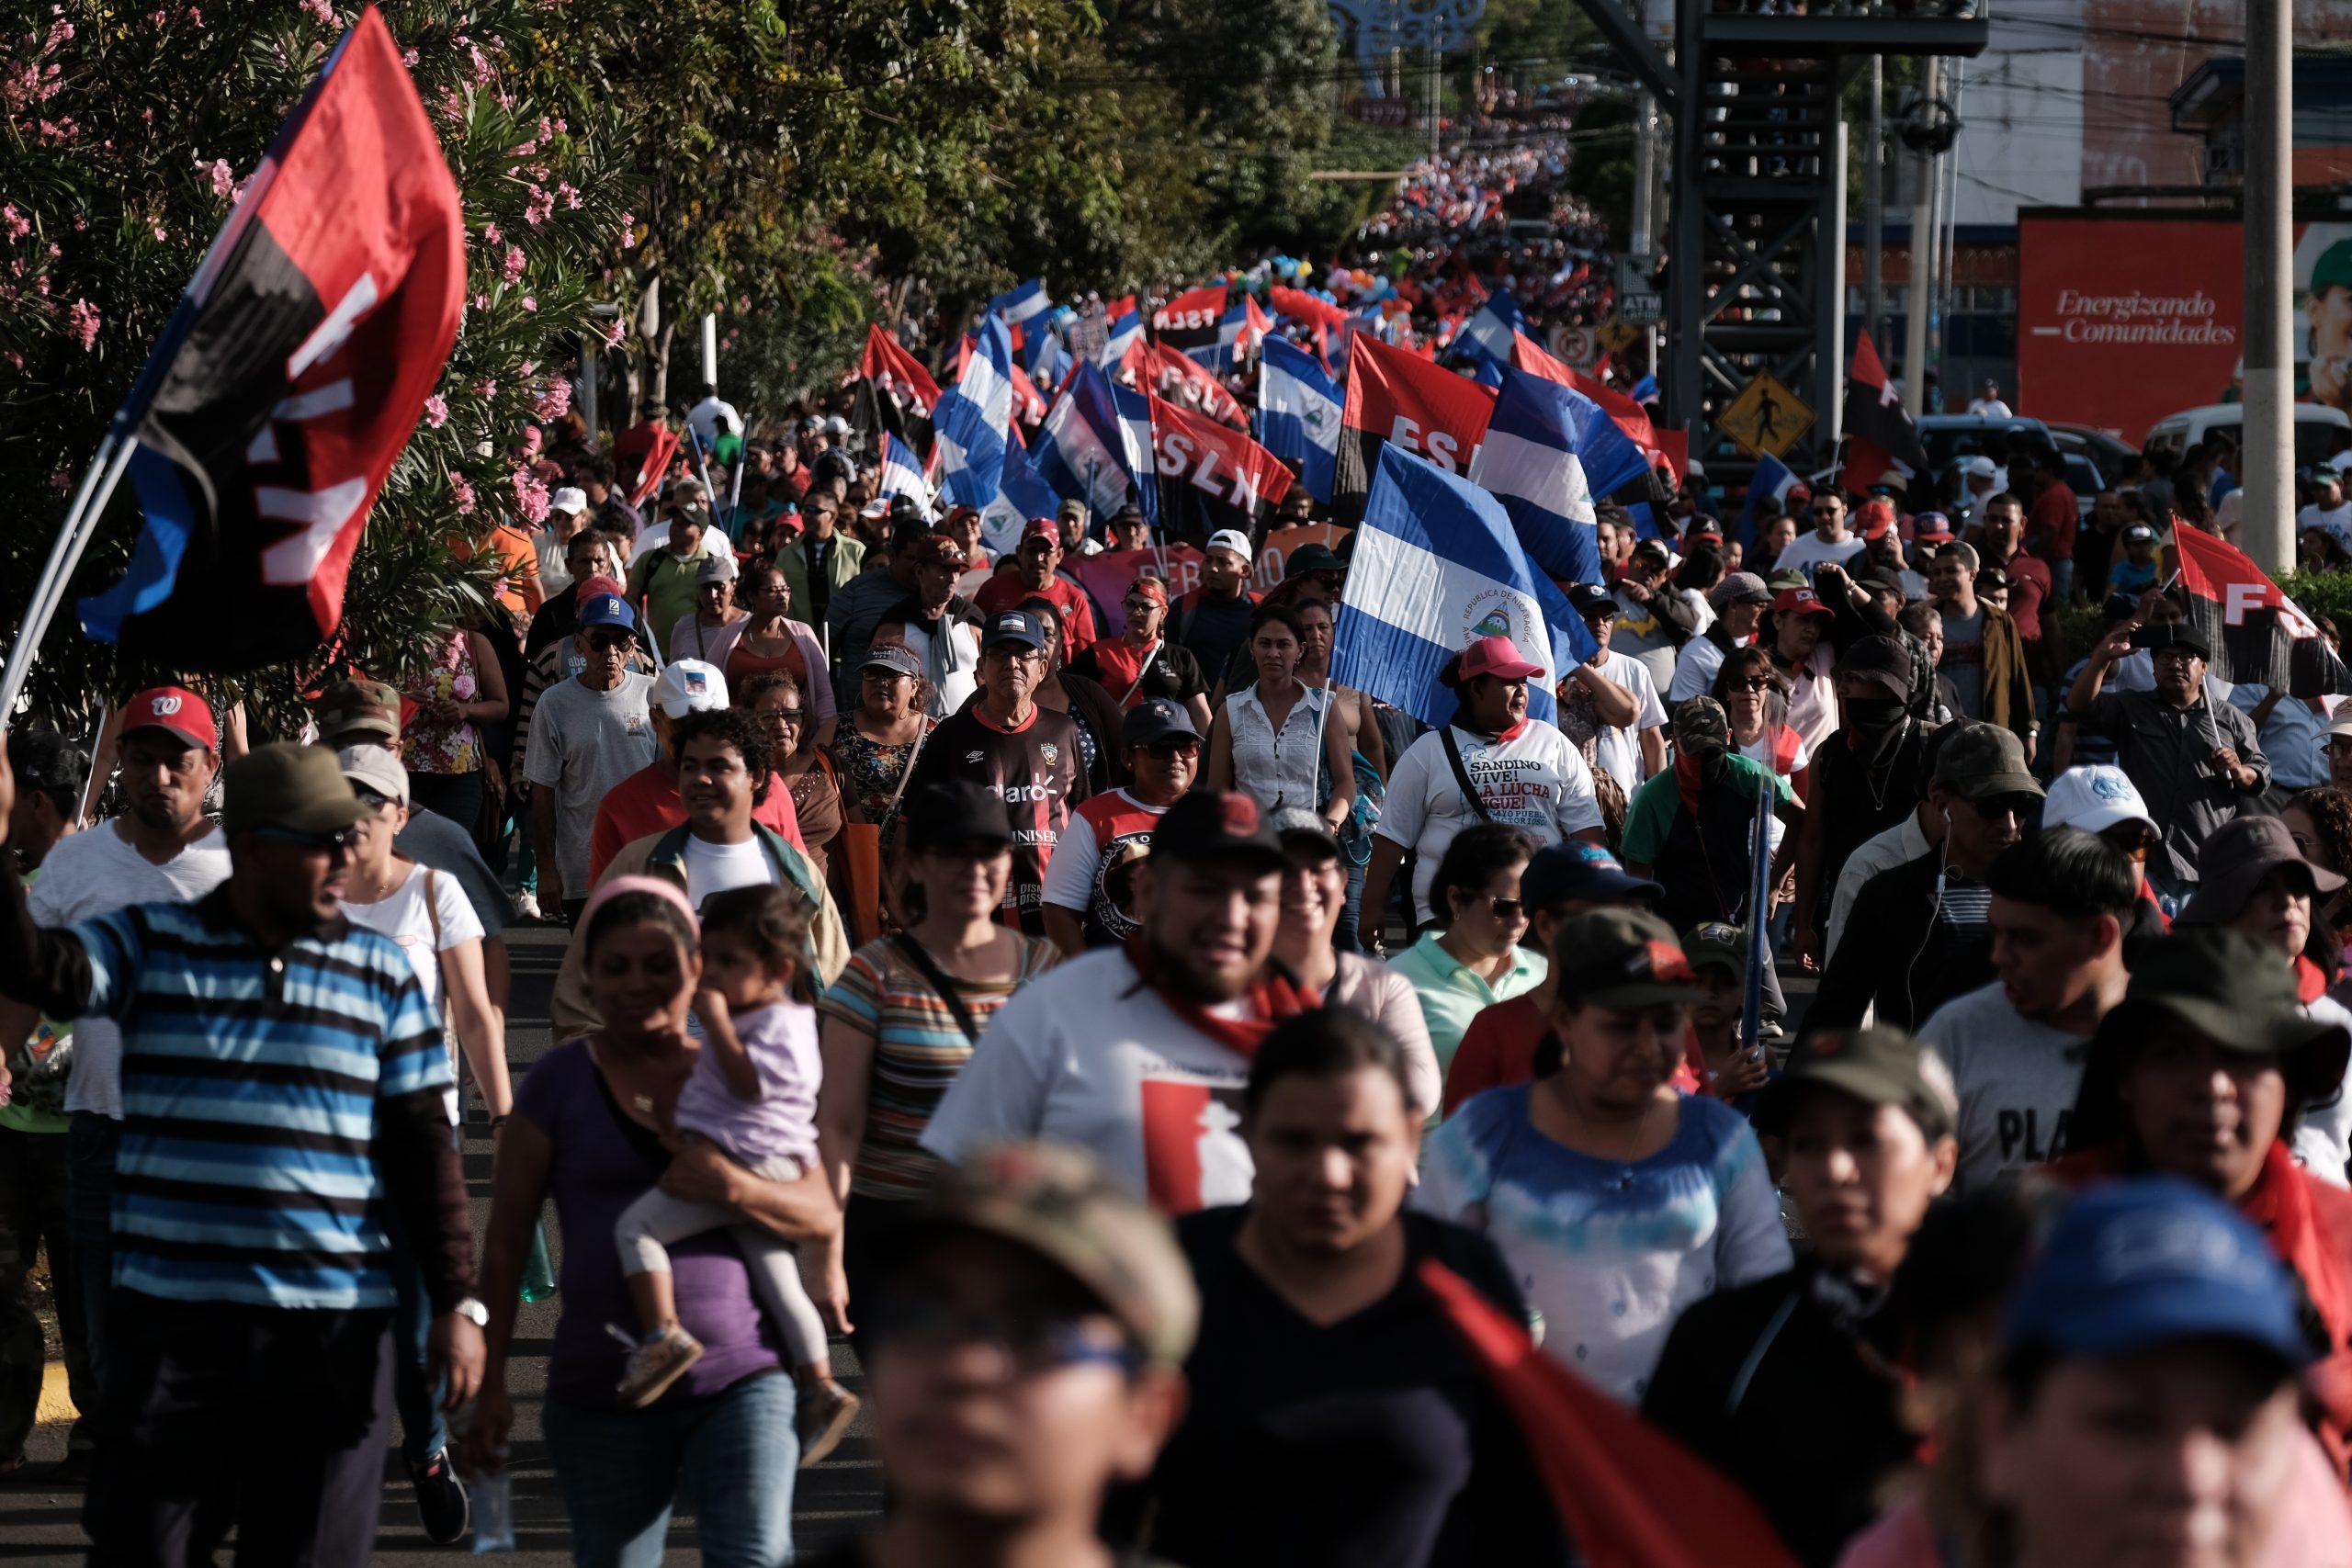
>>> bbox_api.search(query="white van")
[2142,403,2350,469]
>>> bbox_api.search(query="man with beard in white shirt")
[0,689,231,1472]
[922,790,1317,1213]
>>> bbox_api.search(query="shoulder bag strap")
[423,866,443,948]
[1439,727,1494,822]
[891,931,985,1044]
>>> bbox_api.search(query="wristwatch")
[452,1296,489,1327]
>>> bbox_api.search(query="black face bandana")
[1844,698,1910,768]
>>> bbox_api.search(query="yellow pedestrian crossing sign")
[1597,321,1641,355]
[1718,372,1813,458]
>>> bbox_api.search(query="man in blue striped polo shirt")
[0,740,483,1567]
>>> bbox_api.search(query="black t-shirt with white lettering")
[901,695,1089,935]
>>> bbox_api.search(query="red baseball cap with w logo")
[122,686,218,752]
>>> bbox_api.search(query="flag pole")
[74,705,110,824]
[0,430,138,721]
[1739,769,1773,1053]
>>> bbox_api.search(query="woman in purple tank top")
[465,880,841,1567]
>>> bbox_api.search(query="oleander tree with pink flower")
[0,0,631,725]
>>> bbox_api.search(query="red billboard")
[2018,214,2352,446]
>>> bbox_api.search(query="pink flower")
[519,296,536,311]
[205,158,233,199]
[520,425,542,456]
[473,378,496,399]
[299,0,334,25]
[510,465,549,525]
[401,47,418,67]
[66,296,97,349]
[481,221,502,246]
[186,7,199,25]
[153,224,167,241]
[472,292,488,310]
[422,393,448,429]
[517,361,537,376]
[1,206,29,241]
[450,473,476,515]
[603,316,626,345]
[523,186,553,228]
[47,468,69,490]
[618,211,636,250]
[500,243,525,285]
[559,181,581,210]
[533,378,572,422]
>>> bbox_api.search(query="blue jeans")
[387,1123,461,1463]
[2051,557,2075,610]
[543,1374,798,1568]
[1334,857,1366,954]
[67,1112,118,1401]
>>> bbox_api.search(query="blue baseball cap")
[579,592,637,632]
[981,609,1046,652]
[1520,840,1661,914]
[2005,1179,2309,1369]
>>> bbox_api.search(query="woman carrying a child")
[466,876,843,1568]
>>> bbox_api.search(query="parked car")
[2048,422,2139,482]
[1916,414,2058,513]
[2141,403,2350,469]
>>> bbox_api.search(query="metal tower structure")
[1577,0,1987,482]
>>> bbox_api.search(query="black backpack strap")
[1438,727,1494,822]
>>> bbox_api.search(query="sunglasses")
[1734,676,1774,692]
[1466,894,1525,921]
[1146,738,1202,760]
[251,824,361,853]
[1966,792,2042,822]
[762,708,806,728]
[351,786,401,812]
[587,630,635,652]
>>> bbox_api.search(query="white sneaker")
[616,1324,704,1408]
[515,889,542,921]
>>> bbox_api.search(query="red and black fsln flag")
[78,6,462,671]
[1839,329,1930,495]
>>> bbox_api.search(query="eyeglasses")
[251,824,361,853]
[762,708,805,728]
[1146,738,1202,760]
[866,1296,1143,1378]
[587,630,635,652]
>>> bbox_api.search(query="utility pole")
[2243,0,2293,574]
[1902,57,1939,417]
[1631,95,1657,261]
[1429,19,1442,161]
[1865,57,1883,348]
[700,313,719,389]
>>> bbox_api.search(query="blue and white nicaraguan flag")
[989,277,1053,326]
[1737,451,1804,547]
[878,433,936,515]
[1036,361,1155,525]
[1329,444,1597,728]
[933,315,1014,510]
[1258,335,1340,503]
[1466,368,1608,584]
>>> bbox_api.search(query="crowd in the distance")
[5,343,2352,1568]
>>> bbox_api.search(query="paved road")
[0,920,884,1565]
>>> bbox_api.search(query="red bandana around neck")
[1125,937,1320,1057]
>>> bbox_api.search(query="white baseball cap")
[653,659,729,718]
[549,486,588,516]
[2042,764,2157,839]
[1205,528,1254,562]
[1961,456,1999,480]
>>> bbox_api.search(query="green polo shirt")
[628,547,709,655]
[1387,930,1547,1078]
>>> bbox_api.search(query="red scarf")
[2298,953,2330,1006]
[1125,937,1319,1057]
[1674,748,1710,818]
